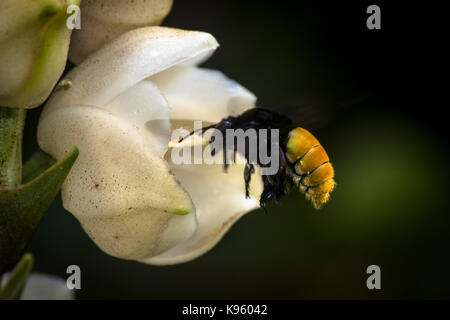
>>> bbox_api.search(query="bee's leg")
[260,175,276,212]
[260,188,274,213]
[276,147,293,197]
[222,130,230,173]
[209,135,217,156]
[273,176,285,203]
[244,162,255,198]
[223,147,229,173]
[260,147,287,204]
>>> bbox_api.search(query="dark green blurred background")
[23,1,449,299]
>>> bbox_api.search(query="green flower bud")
[0,0,80,109]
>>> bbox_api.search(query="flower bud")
[0,0,80,109]
[68,0,173,64]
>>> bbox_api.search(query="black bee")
[179,107,335,210]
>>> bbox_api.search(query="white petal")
[1,273,74,300]
[42,26,219,118]
[144,66,260,265]
[143,151,263,265]
[151,66,257,122]
[69,0,173,64]
[146,161,264,265]
[38,105,197,260]
[105,79,171,156]
[38,27,223,261]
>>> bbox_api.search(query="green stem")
[0,106,26,188]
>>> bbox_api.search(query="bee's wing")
[279,93,370,131]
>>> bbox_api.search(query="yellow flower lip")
[173,207,191,215]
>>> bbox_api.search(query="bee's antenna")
[178,123,218,143]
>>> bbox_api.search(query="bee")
[179,107,335,210]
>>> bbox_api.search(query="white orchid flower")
[69,0,173,64]
[0,0,80,109]
[37,26,263,265]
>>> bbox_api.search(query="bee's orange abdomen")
[302,162,334,186]
[306,179,336,195]
[285,127,319,163]
[294,145,329,175]
[286,127,336,209]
